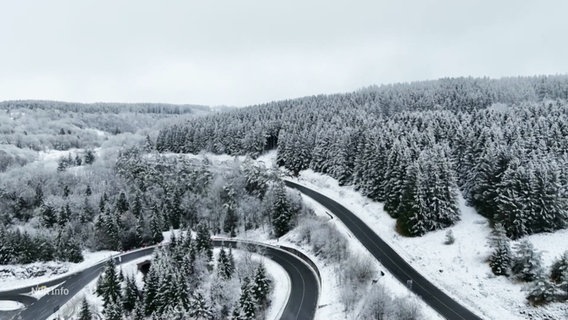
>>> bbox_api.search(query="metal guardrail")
[212,237,322,290]
[276,245,322,291]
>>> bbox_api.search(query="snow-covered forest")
[1,75,568,319]
[156,75,568,238]
[0,120,307,264]
[156,75,568,307]
[0,101,311,319]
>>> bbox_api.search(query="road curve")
[285,180,483,320]
[2,246,156,320]
[213,239,319,320]
[2,239,318,320]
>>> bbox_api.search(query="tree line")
[156,75,568,239]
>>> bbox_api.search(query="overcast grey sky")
[0,1,566,106]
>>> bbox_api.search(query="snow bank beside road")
[299,194,443,320]
[292,169,568,320]
[0,250,118,292]
[0,300,24,311]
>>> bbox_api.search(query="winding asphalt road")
[1,246,156,320]
[1,240,319,320]
[285,180,483,320]
[213,239,319,320]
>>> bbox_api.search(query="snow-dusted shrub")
[550,251,568,284]
[338,253,376,311]
[525,276,559,305]
[391,296,423,320]
[296,216,348,263]
[358,284,393,319]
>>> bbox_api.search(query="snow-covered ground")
[291,169,568,320]
[0,300,24,311]
[0,250,118,292]
[298,195,443,320]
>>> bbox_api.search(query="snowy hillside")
[293,170,568,320]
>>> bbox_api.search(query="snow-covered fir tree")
[78,297,92,320]
[512,240,544,282]
[251,264,271,307]
[96,259,122,308]
[489,223,512,276]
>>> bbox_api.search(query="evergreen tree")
[166,190,183,229]
[63,185,71,198]
[464,143,511,218]
[116,192,129,214]
[489,224,512,276]
[188,291,212,320]
[134,213,147,247]
[512,240,543,282]
[154,271,175,314]
[131,300,145,320]
[383,141,412,217]
[396,160,422,236]
[132,193,143,218]
[144,266,160,316]
[58,204,71,226]
[81,197,95,223]
[103,299,123,320]
[34,184,44,207]
[494,161,532,239]
[251,264,271,306]
[99,192,108,213]
[223,205,239,237]
[97,259,122,308]
[237,277,256,320]
[95,208,121,250]
[397,146,459,236]
[41,204,57,228]
[56,229,83,262]
[550,251,568,284]
[144,134,154,152]
[195,223,213,260]
[78,297,92,320]
[84,149,96,164]
[116,266,125,287]
[526,275,558,305]
[122,275,139,313]
[173,273,190,311]
[217,248,233,279]
[57,157,67,172]
[270,183,293,238]
[150,207,164,244]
